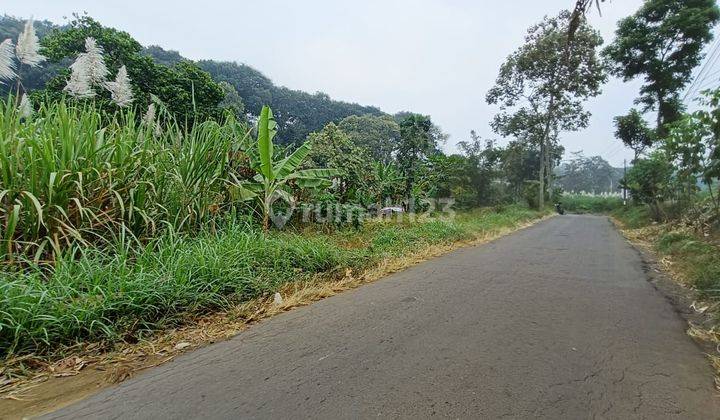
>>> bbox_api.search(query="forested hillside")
[0,14,386,145]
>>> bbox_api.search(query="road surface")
[46,215,720,419]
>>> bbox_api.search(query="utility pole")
[623,159,627,206]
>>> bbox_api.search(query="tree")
[230,106,338,230]
[420,154,475,208]
[38,15,224,123]
[218,81,246,120]
[557,152,621,194]
[487,10,606,208]
[397,114,438,198]
[338,114,401,164]
[604,0,720,136]
[665,88,720,216]
[306,122,373,203]
[457,132,504,206]
[613,109,655,160]
[622,151,675,221]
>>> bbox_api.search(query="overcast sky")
[5,0,656,166]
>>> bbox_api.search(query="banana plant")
[230,106,337,230]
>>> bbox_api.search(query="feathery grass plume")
[0,38,18,83]
[78,37,108,84]
[18,93,33,119]
[105,65,133,107]
[15,18,46,67]
[143,102,156,125]
[64,65,95,98]
[64,37,109,98]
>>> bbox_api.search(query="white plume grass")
[105,65,134,107]
[143,103,156,125]
[0,39,18,83]
[64,65,95,98]
[19,94,33,119]
[16,18,46,67]
[77,37,108,84]
[64,37,109,98]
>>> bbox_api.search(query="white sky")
[4,0,656,166]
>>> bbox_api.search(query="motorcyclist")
[554,202,565,215]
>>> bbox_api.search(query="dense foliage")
[604,0,720,136]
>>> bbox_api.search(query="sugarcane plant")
[230,106,338,230]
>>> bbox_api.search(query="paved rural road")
[46,215,720,419]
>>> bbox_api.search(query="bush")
[561,194,624,213]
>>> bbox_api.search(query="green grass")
[0,205,542,358]
[612,203,720,301]
[0,100,247,262]
[611,205,653,228]
[656,231,720,298]
[561,194,625,214]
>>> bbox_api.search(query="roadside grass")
[561,194,624,214]
[655,231,720,299]
[0,205,543,360]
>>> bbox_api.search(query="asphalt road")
[46,215,720,419]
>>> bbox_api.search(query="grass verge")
[612,206,720,389]
[1,205,548,403]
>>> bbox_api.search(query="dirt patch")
[0,215,551,419]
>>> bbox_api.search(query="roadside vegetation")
[0,15,556,363]
[1,205,543,357]
[2,0,720,392]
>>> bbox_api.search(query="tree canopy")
[604,0,720,135]
[487,10,606,207]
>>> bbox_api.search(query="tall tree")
[604,0,720,136]
[487,10,606,208]
[397,114,437,198]
[306,122,373,203]
[338,114,401,164]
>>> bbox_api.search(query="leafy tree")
[338,114,401,163]
[420,154,475,208]
[604,0,720,136]
[622,151,674,221]
[457,132,505,206]
[397,114,438,197]
[142,45,184,66]
[230,106,338,230]
[613,109,656,160]
[665,88,720,215]
[38,15,224,123]
[557,152,622,194]
[487,10,606,208]
[305,123,373,203]
[218,81,246,120]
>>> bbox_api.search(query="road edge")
[1,214,555,419]
[608,216,720,390]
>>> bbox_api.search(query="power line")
[684,36,720,103]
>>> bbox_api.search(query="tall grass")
[560,194,624,214]
[0,100,247,262]
[0,206,541,357]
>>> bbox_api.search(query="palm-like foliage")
[230,106,337,230]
